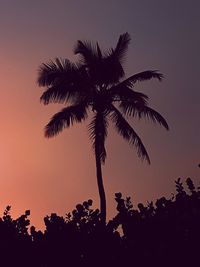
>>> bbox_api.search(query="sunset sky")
[0,0,199,229]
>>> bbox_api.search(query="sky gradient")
[0,0,200,229]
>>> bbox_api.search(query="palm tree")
[37,33,169,224]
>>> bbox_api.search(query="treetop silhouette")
[37,32,169,223]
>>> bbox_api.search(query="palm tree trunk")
[95,151,106,224]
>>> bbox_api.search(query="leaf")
[38,58,77,87]
[110,105,150,164]
[120,102,169,130]
[45,102,88,138]
[119,70,163,87]
[113,32,131,62]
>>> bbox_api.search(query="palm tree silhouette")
[38,33,169,224]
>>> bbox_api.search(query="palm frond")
[88,112,108,164]
[38,58,78,87]
[45,102,88,138]
[110,105,150,163]
[102,55,125,83]
[40,85,78,105]
[109,84,148,105]
[120,70,163,87]
[113,32,131,63]
[40,81,90,105]
[39,59,92,105]
[74,35,130,84]
[96,42,102,59]
[120,102,169,130]
[101,33,131,82]
[74,40,100,65]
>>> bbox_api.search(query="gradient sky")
[0,0,199,229]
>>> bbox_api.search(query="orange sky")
[0,0,199,229]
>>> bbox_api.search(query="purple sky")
[0,0,199,229]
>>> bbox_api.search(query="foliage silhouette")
[111,178,200,266]
[37,33,169,223]
[0,178,200,267]
[1,178,200,266]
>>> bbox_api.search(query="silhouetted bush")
[0,178,199,266]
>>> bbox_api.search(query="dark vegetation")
[1,178,199,266]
